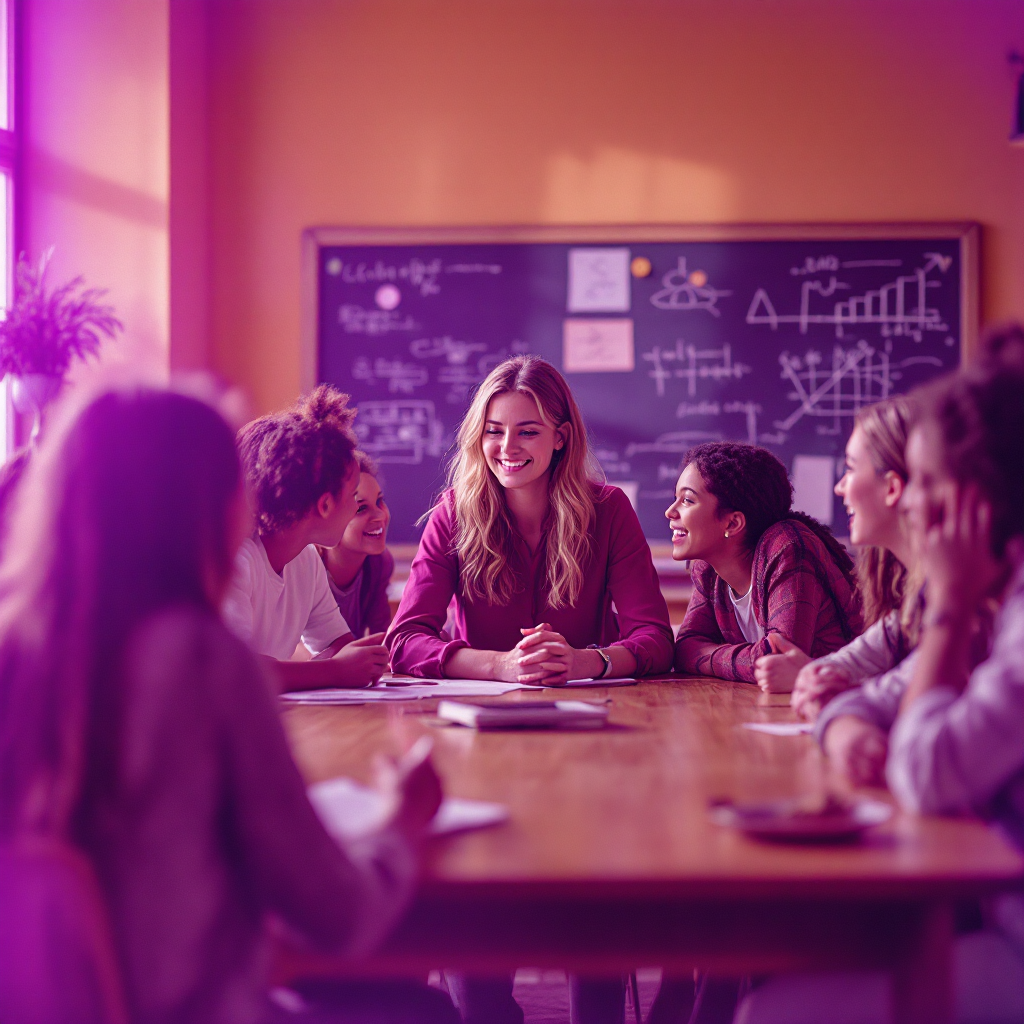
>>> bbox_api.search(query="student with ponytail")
[667,441,862,682]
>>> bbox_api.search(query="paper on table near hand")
[559,677,637,688]
[282,679,541,704]
[308,776,509,841]
[742,721,815,736]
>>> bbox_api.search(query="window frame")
[0,0,21,458]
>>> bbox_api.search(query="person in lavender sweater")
[0,388,455,1024]
[738,361,1024,1023]
[319,452,395,638]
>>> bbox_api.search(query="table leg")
[891,902,953,1024]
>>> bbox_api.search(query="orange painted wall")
[208,0,1024,414]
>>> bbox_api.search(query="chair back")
[0,838,128,1024]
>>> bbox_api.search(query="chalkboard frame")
[301,222,979,554]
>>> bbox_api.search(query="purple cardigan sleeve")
[603,491,674,674]
[385,498,469,677]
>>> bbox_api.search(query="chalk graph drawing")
[352,357,428,395]
[650,258,732,317]
[775,340,943,435]
[353,401,446,465]
[746,253,952,342]
[642,339,752,398]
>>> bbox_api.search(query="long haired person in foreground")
[0,387,453,1024]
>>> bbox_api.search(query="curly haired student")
[667,441,862,683]
[223,385,389,690]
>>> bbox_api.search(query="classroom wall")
[206,0,1024,415]
[23,0,170,377]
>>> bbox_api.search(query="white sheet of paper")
[742,721,815,736]
[791,454,837,526]
[563,318,635,373]
[567,247,631,312]
[309,776,509,841]
[559,677,636,688]
[281,679,540,704]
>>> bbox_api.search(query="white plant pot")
[9,373,62,442]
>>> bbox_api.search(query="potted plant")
[0,249,123,441]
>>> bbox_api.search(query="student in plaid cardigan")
[666,442,862,683]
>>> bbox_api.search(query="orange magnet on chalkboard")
[630,256,652,278]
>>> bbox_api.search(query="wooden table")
[279,678,1024,1023]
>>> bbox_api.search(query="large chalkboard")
[303,224,978,544]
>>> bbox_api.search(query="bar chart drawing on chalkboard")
[746,253,953,340]
[650,258,731,316]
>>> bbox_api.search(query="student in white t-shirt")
[223,385,389,690]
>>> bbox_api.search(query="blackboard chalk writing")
[339,305,418,335]
[747,254,951,341]
[650,258,732,316]
[790,256,841,276]
[352,357,428,395]
[643,340,752,398]
[841,260,903,269]
[445,264,502,275]
[353,400,445,465]
[338,258,442,296]
[410,335,487,364]
[626,430,721,458]
[658,463,682,482]
[594,447,631,476]
[776,341,890,434]
[722,400,763,445]
[676,400,721,417]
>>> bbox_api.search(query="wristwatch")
[587,645,612,679]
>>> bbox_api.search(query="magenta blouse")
[386,484,674,677]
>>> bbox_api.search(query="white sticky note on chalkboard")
[567,248,631,312]
[563,319,635,373]
[791,455,837,526]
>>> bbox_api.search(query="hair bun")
[295,384,357,436]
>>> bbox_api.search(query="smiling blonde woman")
[386,353,673,685]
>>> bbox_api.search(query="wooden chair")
[0,838,128,1024]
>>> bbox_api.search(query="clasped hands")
[498,622,597,686]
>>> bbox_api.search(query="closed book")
[437,699,609,730]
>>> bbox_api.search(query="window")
[0,0,17,458]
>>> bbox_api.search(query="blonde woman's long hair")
[447,355,602,609]
[853,396,918,631]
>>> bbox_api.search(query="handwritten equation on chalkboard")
[310,227,975,543]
